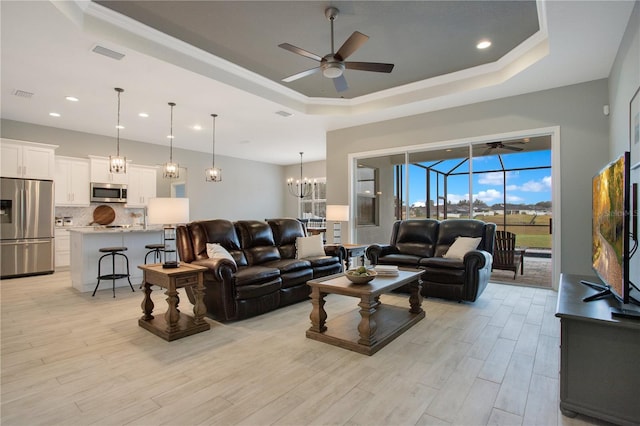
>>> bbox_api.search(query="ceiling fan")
[278,7,394,93]
[482,141,526,156]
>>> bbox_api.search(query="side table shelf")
[138,263,210,341]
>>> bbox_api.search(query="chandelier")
[108,87,126,174]
[205,113,222,182]
[287,152,315,198]
[163,102,179,179]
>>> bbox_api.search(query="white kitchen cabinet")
[127,165,157,207]
[0,139,56,179]
[55,156,90,206]
[55,228,71,268]
[89,156,129,184]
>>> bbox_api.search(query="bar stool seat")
[144,243,165,264]
[93,246,134,298]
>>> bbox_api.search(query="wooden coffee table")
[306,268,424,355]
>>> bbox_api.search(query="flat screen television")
[583,151,637,306]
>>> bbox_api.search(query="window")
[357,165,378,226]
[299,178,326,219]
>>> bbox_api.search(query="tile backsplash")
[55,204,146,227]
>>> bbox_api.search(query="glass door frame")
[347,126,561,290]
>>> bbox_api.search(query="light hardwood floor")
[1,271,611,426]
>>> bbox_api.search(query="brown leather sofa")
[366,219,496,302]
[177,217,343,321]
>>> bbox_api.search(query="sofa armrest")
[366,244,395,265]
[191,257,237,281]
[463,249,492,270]
[323,243,346,265]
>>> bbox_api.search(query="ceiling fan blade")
[345,62,394,73]
[335,31,369,60]
[282,66,321,83]
[333,74,348,92]
[502,145,524,152]
[278,43,323,62]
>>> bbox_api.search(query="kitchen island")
[69,227,163,293]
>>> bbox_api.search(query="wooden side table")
[138,263,210,341]
[342,243,368,270]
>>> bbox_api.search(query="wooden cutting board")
[92,205,116,225]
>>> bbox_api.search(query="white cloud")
[478,172,504,185]
[411,201,426,208]
[475,189,502,203]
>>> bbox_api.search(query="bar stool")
[139,243,165,289]
[144,243,165,264]
[92,246,134,298]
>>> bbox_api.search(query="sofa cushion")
[206,243,237,266]
[234,265,280,287]
[267,218,306,259]
[305,255,340,267]
[434,219,487,257]
[394,219,439,257]
[236,220,281,265]
[419,256,464,270]
[296,235,325,258]
[235,278,282,300]
[443,237,481,260]
[378,253,422,267]
[264,258,311,273]
[190,220,247,266]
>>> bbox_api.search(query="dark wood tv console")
[555,273,640,425]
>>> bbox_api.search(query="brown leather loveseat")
[177,218,343,321]
[366,219,496,302]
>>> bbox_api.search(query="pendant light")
[287,152,315,198]
[205,113,222,182]
[163,102,179,179]
[108,87,126,174]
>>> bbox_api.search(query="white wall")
[1,119,285,221]
[327,79,610,277]
[608,1,640,289]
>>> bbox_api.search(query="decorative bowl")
[345,269,377,284]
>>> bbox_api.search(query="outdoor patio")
[490,251,553,288]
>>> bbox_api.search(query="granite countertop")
[68,226,163,234]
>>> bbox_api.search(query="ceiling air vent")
[12,89,34,98]
[91,44,125,60]
[275,110,292,117]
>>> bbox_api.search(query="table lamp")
[326,205,349,244]
[147,197,189,268]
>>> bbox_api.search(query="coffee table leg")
[140,281,154,320]
[358,295,380,346]
[408,278,424,314]
[309,287,327,332]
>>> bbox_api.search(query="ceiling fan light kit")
[279,7,394,93]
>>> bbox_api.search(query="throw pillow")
[206,243,236,266]
[443,236,482,260]
[296,235,325,259]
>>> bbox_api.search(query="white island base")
[70,228,163,293]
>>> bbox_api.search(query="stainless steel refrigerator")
[1,177,54,278]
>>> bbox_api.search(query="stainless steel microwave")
[90,182,127,203]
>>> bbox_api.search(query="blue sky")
[408,150,552,207]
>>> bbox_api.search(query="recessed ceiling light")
[49,112,60,117]
[138,112,149,118]
[193,125,202,131]
[477,40,492,50]
[65,96,79,102]
[115,125,124,129]
[167,135,174,139]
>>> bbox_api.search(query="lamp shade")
[147,198,189,225]
[326,205,349,222]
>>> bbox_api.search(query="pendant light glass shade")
[109,88,126,174]
[163,102,179,179]
[205,113,222,182]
